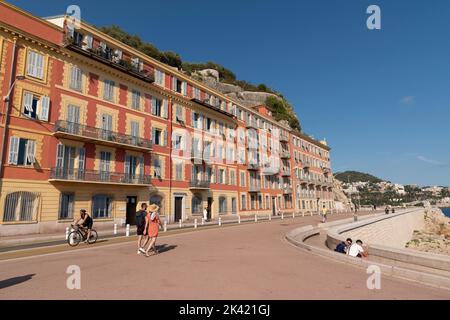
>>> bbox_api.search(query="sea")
[441,207,450,218]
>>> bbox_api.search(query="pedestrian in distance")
[321,205,328,223]
[203,207,208,222]
[385,206,389,215]
[136,203,149,255]
[144,203,163,257]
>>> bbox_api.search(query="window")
[8,137,35,166]
[192,112,202,130]
[192,195,202,214]
[124,155,138,179]
[231,198,237,214]
[240,171,246,187]
[149,195,164,215]
[154,69,165,87]
[70,66,82,91]
[103,79,115,101]
[152,128,166,146]
[22,92,50,121]
[230,170,236,186]
[175,105,184,123]
[241,194,246,210]
[219,196,227,214]
[193,87,201,100]
[175,162,183,181]
[59,193,74,220]
[218,169,226,184]
[100,151,111,181]
[130,121,140,144]
[151,97,168,118]
[3,191,40,222]
[131,90,141,110]
[92,195,113,218]
[26,50,44,79]
[266,195,270,209]
[173,134,183,150]
[153,157,162,178]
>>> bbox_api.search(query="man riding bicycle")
[74,209,93,243]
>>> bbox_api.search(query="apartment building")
[0,2,333,236]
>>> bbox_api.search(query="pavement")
[0,212,449,299]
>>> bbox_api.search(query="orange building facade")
[0,2,333,236]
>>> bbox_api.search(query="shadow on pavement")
[156,244,177,254]
[0,274,35,289]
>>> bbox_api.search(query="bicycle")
[67,224,98,246]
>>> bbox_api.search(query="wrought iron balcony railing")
[283,187,293,194]
[49,167,151,185]
[248,163,260,170]
[246,120,258,130]
[54,120,152,151]
[280,149,291,159]
[279,135,289,142]
[189,179,211,189]
[65,38,155,84]
[249,184,261,192]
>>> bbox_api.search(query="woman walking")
[144,203,163,257]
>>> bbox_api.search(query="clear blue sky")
[8,0,450,186]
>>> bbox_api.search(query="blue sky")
[8,0,450,186]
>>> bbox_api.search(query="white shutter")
[26,51,36,76]
[56,144,65,168]
[8,136,20,165]
[23,92,34,113]
[35,53,44,79]
[39,96,50,121]
[172,76,177,91]
[182,82,187,96]
[78,148,85,171]
[151,97,156,115]
[124,155,130,175]
[26,140,36,164]
[162,100,168,119]
[139,156,145,177]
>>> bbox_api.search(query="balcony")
[248,163,259,171]
[280,149,291,159]
[246,120,258,130]
[49,168,151,186]
[279,135,289,142]
[281,168,291,176]
[283,187,293,194]
[189,179,211,190]
[249,184,261,193]
[190,98,236,119]
[65,38,155,84]
[54,120,152,152]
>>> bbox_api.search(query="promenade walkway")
[0,212,448,299]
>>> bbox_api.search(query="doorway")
[126,196,137,225]
[207,197,213,220]
[174,196,183,222]
[272,197,277,216]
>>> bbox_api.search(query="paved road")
[0,214,449,299]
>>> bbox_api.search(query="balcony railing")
[248,163,259,170]
[281,168,291,176]
[189,179,211,189]
[54,120,152,151]
[280,149,291,159]
[283,187,293,194]
[246,120,258,130]
[249,184,261,192]
[65,38,155,84]
[279,135,289,142]
[49,167,151,185]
